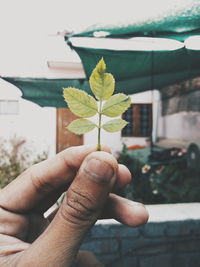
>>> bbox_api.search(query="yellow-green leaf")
[89,58,115,100]
[95,57,106,74]
[102,119,128,133]
[67,119,97,134]
[63,87,98,117]
[102,93,131,117]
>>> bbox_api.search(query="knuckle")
[29,166,55,195]
[0,208,28,239]
[60,188,96,225]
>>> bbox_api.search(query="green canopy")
[64,1,200,97]
[3,77,90,107]
[2,1,200,107]
[66,45,200,90]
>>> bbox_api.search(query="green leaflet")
[102,94,131,117]
[89,58,115,100]
[67,119,97,134]
[102,119,128,133]
[63,87,98,117]
[95,57,106,74]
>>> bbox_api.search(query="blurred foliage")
[0,136,48,188]
[117,144,200,204]
[150,160,200,203]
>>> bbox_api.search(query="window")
[0,100,19,115]
[122,103,152,137]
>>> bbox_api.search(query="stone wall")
[81,204,200,267]
[160,77,200,116]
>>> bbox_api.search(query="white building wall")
[159,111,200,142]
[0,35,83,159]
[0,79,56,158]
[0,35,79,159]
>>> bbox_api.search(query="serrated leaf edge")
[89,71,115,101]
[66,118,97,135]
[102,119,128,133]
[101,94,131,116]
[63,87,98,117]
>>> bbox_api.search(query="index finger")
[0,145,104,213]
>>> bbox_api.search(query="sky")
[1,0,194,37]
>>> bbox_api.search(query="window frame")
[121,103,152,138]
[0,99,19,115]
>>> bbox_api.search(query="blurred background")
[1,1,200,265]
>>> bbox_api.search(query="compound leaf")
[89,58,115,100]
[63,87,98,118]
[63,58,131,151]
[102,119,128,133]
[67,119,97,134]
[102,93,131,117]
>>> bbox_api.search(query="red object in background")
[127,145,145,150]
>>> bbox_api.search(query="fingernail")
[84,158,114,184]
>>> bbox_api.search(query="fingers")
[102,194,149,226]
[47,194,149,227]
[0,145,108,213]
[37,163,131,215]
[20,152,118,266]
[115,164,132,188]
[0,208,28,240]
[47,194,149,228]
[0,145,130,214]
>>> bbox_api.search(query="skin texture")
[0,145,149,266]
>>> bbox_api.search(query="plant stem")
[97,100,103,151]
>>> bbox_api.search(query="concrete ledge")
[146,203,200,222]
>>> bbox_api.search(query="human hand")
[0,145,148,266]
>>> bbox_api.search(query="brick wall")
[81,214,200,266]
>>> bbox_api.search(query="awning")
[2,1,200,107]
[66,41,200,90]
[64,1,200,93]
[2,78,90,107]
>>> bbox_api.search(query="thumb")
[22,151,117,266]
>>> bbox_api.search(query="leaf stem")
[97,100,103,151]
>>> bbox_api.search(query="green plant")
[63,58,131,150]
[117,146,158,203]
[150,160,200,203]
[118,145,200,204]
[0,136,48,188]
